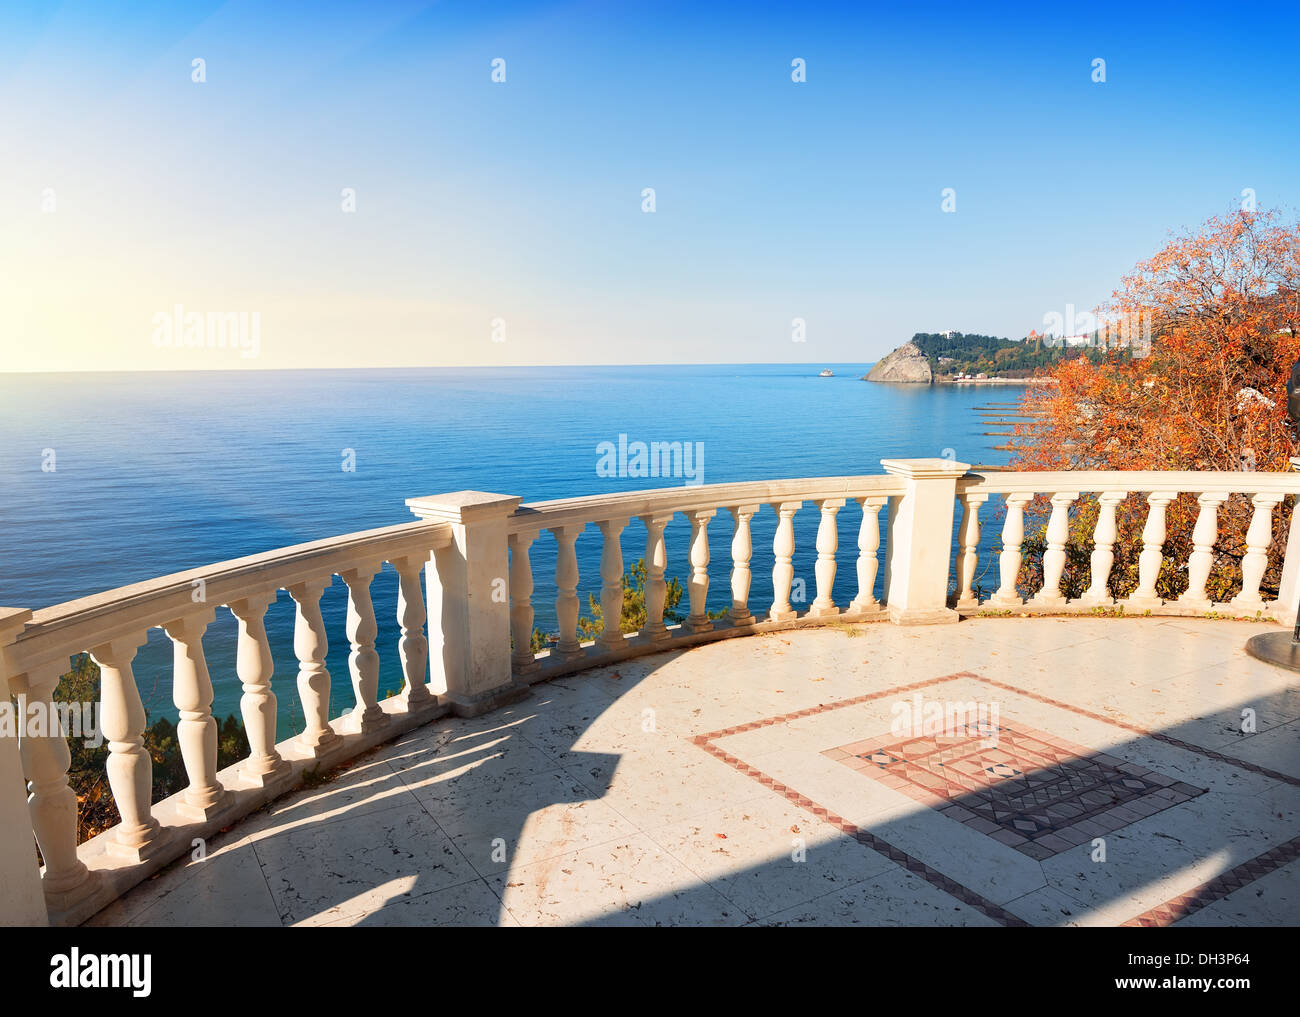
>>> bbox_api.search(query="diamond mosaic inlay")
[825,722,1206,860]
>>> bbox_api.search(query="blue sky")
[1,0,1296,369]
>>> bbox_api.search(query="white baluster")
[597,518,629,651]
[1032,491,1078,606]
[552,525,585,660]
[1079,491,1126,606]
[1178,494,1225,609]
[809,498,845,617]
[685,509,716,633]
[90,635,162,861]
[508,531,541,674]
[769,501,802,621]
[17,662,98,908]
[228,592,291,787]
[163,610,229,820]
[639,513,673,641]
[849,496,886,612]
[1232,493,1283,610]
[727,504,759,626]
[390,555,433,705]
[1124,492,1176,609]
[954,492,988,607]
[989,493,1033,607]
[341,562,387,733]
[287,577,342,756]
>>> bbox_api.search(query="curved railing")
[2,459,1299,925]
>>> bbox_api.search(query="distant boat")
[819,369,834,377]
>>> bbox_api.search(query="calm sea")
[0,365,1014,725]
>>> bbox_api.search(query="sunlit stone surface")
[86,617,1300,927]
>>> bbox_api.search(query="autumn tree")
[1009,208,1300,603]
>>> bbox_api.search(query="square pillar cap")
[407,491,523,524]
[880,458,971,480]
[0,607,32,645]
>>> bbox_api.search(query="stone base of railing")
[888,605,959,626]
[443,681,532,718]
[518,603,892,684]
[955,599,1288,623]
[49,687,448,928]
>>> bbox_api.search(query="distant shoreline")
[935,376,1057,386]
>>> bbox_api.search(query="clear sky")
[1,0,1296,371]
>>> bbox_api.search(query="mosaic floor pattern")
[826,723,1205,860]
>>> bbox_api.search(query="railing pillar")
[953,492,988,608]
[287,577,342,757]
[880,458,969,624]
[725,504,760,627]
[163,609,231,820]
[809,498,845,618]
[228,591,292,788]
[389,554,434,705]
[1078,491,1126,606]
[1177,493,1226,610]
[340,561,388,734]
[1031,491,1079,607]
[639,513,674,641]
[1231,493,1283,610]
[0,609,52,926]
[768,501,802,622]
[849,496,887,612]
[596,518,630,650]
[507,532,541,675]
[1124,492,1176,610]
[685,509,716,633]
[407,491,529,717]
[989,492,1033,608]
[90,632,163,862]
[550,524,587,661]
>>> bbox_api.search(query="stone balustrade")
[3,460,1299,926]
[955,469,1300,617]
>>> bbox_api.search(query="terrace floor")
[88,616,1300,927]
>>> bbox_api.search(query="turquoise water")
[0,365,1013,725]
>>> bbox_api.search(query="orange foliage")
[1009,209,1300,602]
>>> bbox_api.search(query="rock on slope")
[864,341,933,383]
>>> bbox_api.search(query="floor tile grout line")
[246,835,289,928]
[998,881,1092,927]
[246,790,427,845]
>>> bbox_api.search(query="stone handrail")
[3,459,1299,926]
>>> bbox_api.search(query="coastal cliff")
[864,341,932,383]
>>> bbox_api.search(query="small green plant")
[300,763,333,789]
[578,558,685,638]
